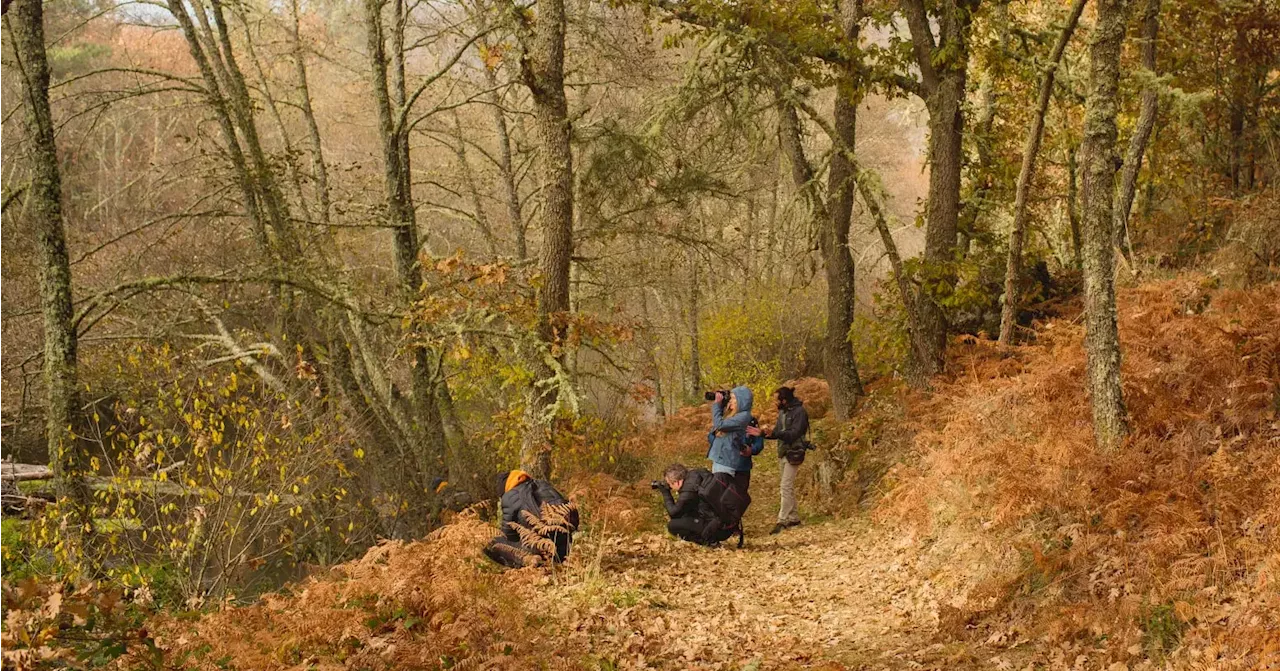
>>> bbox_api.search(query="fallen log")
[0,463,53,482]
[0,461,301,504]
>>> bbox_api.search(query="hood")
[731,386,753,414]
[504,470,531,493]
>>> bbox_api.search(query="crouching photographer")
[652,463,747,547]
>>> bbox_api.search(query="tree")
[6,0,93,533]
[900,0,981,377]
[360,0,459,487]
[506,0,574,478]
[1113,0,1161,256]
[1078,0,1132,449]
[998,0,1089,346]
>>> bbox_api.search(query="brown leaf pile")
[154,514,584,670]
[882,276,1280,668]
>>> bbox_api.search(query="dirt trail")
[532,460,965,670]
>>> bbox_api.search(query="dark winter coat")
[499,478,574,543]
[659,468,717,521]
[770,399,810,459]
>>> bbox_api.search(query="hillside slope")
[156,276,1280,671]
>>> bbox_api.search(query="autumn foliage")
[883,276,1280,667]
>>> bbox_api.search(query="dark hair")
[491,471,511,499]
[774,386,796,402]
[663,463,688,482]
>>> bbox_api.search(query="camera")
[650,480,667,490]
[704,390,727,402]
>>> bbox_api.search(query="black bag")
[784,440,815,466]
[697,472,751,547]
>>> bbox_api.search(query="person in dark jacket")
[749,386,810,534]
[483,470,579,569]
[655,463,735,546]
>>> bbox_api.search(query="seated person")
[654,463,737,546]
[483,470,579,569]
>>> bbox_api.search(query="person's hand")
[745,425,762,437]
[763,427,774,438]
[713,391,725,405]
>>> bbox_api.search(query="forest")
[1,0,1277,666]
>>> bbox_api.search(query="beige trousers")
[778,457,801,524]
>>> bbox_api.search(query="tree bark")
[1078,0,1131,450]
[1113,0,1161,255]
[685,243,702,400]
[901,0,978,379]
[998,0,1089,345]
[509,0,573,478]
[362,0,449,487]
[820,0,867,419]
[1068,142,1082,270]
[8,0,93,531]
[290,0,331,228]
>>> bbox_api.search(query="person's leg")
[484,536,539,568]
[667,516,709,544]
[778,457,801,525]
[551,531,572,563]
[733,470,750,494]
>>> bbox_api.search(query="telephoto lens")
[704,390,718,401]
[650,480,664,490]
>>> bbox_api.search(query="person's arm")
[774,408,810,444]
[661,485,698,518]
[500,491,521,541]
[712,405,752,433]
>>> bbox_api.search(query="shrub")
[699,288,821,393]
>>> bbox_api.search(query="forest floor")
[166,456,1032,671]
[534,465,973,670]
[161,275,1280,671]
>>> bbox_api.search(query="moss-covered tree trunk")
[1078,0,1132,449]
[510,0,573,478]
[998,0,1089,345]
[1114,0,1162,255]
[821,0,868,420]
[9,0,92,531]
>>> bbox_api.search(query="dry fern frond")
[509,522,558,558]
[540,501,579,532]
[518,509,572,536]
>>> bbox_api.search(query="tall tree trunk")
[1068,142,1082,270]
[998,0,1089,345]
[821,0,867,419]
[901,0,977,379]
[362,0,448,488]
[1113,0,1162,255]
[290,0,331,228]
[686,244,702,400]
[9,0,92,532]
[1078,0,1131,450]
[485,60,526,258]
[510,0,573,478]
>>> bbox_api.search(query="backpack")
[697,472,751,547]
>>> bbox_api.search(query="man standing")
[751,386,809,534]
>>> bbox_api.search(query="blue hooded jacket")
[706,386,764,472]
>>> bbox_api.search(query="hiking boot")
[785,519,802,528]
[769,523,786,535]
